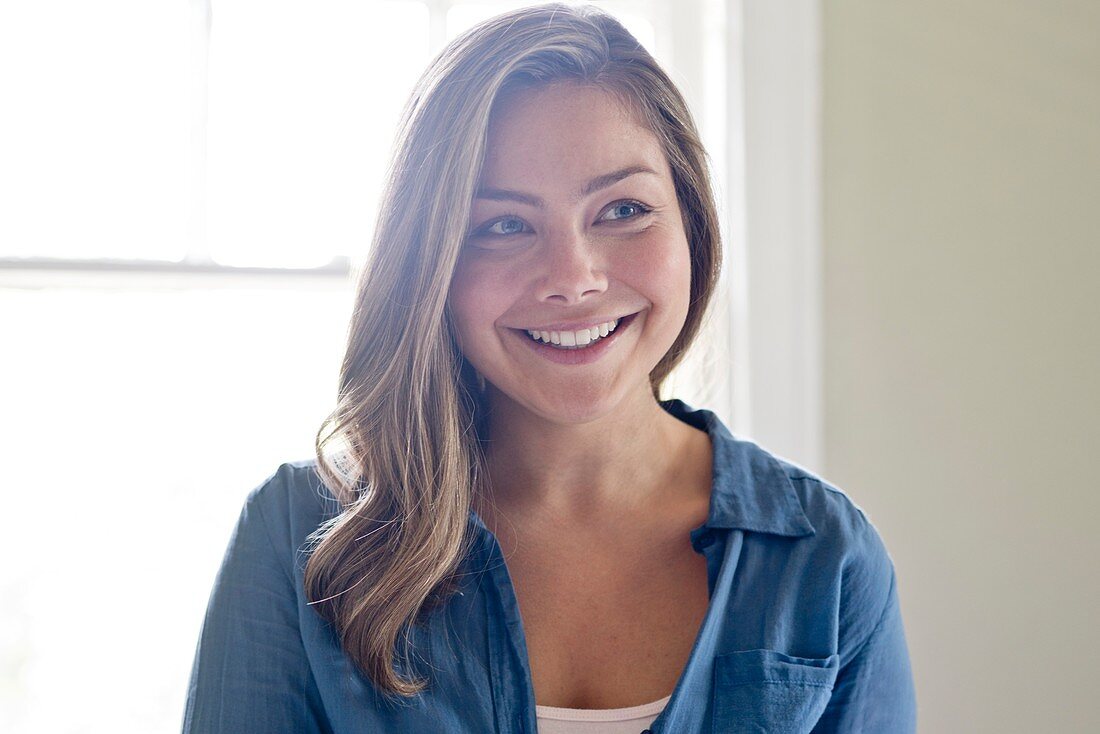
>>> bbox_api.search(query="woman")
[184,4,916,733]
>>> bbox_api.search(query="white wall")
[822,2,1100,731]
[723,0,824,467]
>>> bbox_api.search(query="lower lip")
[513,313,638,366]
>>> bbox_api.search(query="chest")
[504,536,711,710]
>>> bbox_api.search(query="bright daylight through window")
[0,3,723,733]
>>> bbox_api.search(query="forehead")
[479,82,669,190]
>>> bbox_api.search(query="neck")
[476,383,701,525]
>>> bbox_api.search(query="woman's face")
[448,83,691,425]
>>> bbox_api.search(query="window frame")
[1,1,825,467]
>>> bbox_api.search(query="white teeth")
[524,318,623,348]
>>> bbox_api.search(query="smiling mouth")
[516,313,636,350]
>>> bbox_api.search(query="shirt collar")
[663,399,816,538]
[466,400,817,540]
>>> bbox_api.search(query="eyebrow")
[474,165,659,207]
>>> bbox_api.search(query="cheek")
[616,228,692,314]
[447,269,482,350]
[447,258,514,349]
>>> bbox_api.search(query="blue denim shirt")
[184,400,916,733]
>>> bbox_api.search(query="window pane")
[206,0,429,269]
[0,284,353,734]
[0,1,190,261]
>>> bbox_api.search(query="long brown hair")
[305,2,722,697]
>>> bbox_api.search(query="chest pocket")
[711,649,839,734]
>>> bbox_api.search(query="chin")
[489,377,644,428]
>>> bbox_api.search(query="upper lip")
[512,312,635,332]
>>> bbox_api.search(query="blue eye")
[601,201,651,221]
[484,217,529,236]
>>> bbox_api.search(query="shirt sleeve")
[811,520,917,733]
[182,472,332,733]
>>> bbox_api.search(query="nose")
[534,227,608,304]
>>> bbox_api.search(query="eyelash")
[471,199,654,238]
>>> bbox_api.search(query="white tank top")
[535,694,671,734]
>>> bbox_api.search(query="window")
[0,0,674,272]
[0,3,726,732]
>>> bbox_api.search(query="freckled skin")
[447,83,692,426]
[447,84,713,710]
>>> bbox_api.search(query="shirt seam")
[251,484,297,586]
[843,564,897,667]
[786,473,874,530]
[727,680,835,689]
[786,473,859,501]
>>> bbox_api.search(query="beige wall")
[822,2,1099,731]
